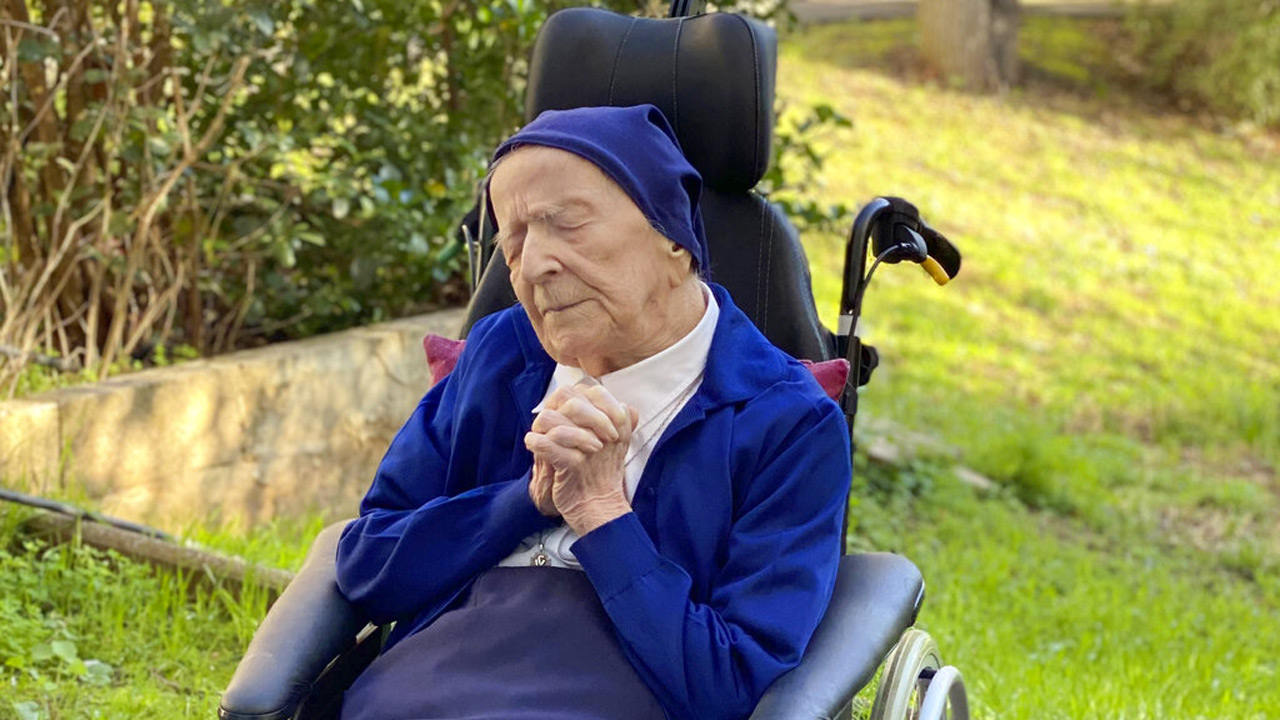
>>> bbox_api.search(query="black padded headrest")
[525,8,776,193]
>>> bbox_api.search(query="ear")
[667,242,694,277]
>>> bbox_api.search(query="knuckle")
[550,387,583,405]
[531,410,564,432]
[587,387,619,409]
[547,426,576,443]
[562,397,592,417]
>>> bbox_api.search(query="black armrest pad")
[219,520,369,720]
[748,553,924,720]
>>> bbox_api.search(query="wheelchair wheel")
[868,628,969,720]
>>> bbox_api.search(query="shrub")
[1,0,634,391]
[1,0,802,394]
[1124,0,1280,127]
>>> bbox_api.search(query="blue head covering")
[490,104,709,274]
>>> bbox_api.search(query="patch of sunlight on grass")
[778,18,1280,492]
[784,18,1279,720]
[181,512,330,573]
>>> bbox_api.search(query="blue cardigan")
[336,284,851,720]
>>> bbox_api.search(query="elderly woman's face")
[489,146,693,373]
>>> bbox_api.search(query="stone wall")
[0,309,467,532]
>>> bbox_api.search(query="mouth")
[544,300,587,314]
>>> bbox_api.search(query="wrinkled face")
[489,146,693,373]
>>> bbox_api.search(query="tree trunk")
[919,0,1020,92]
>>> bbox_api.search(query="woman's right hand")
[526,383,628,518]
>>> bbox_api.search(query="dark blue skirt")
[341,567,667,720]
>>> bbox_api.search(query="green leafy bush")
[2,0,808,393]
[165,0,798,341]
[176,0,606,341]
[762,102,857,234]
[1125,0,1280,127]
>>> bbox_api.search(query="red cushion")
[423,334,466,387]
[422,334,848,399]
[798,358,850,400]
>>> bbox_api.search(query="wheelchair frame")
[835,199,968,720]
[218,3,972,718]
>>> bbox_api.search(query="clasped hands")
[525,380,639,536]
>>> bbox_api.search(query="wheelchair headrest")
[525,8,776,193]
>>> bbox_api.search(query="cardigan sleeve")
[335,336,554,625]
[571,393,850,720]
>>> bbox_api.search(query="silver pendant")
[531,532,549,567]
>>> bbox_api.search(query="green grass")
[850,462,1279,719]
[0,506,322,719]
[781,16,1280,719]
[781,16,1280,523]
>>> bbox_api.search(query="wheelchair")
[219,3,969,719]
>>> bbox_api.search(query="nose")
[518,225,561,284]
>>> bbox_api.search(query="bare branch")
[0,17,58,37]
[17,37,98,145]
[187,51,221,120]
[170,65,193,160]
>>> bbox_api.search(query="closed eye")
[496,229,524,261]
[551,215,590,237]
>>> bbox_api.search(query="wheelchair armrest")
[219,520,369,720]
[748,553,924,720]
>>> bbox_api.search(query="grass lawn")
[2,14,1277,720]
[779,15,1279,719]
[0,510,323,719]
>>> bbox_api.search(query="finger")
[555,396,620,442]
[609,404,639,444]
[545,424,604,453]
[530,460,554,491]
[528,464,556,514]
[524,432,587,470]
[544,385,587,412]
[531,409,576,434]
[533,405,615,443]
[581,385,632,432]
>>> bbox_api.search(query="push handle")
[837,197,962,434]
[921,257,951,286]
[916,218,961,286]
[867,197,961,285]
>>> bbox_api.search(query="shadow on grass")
[782,15,1277,150]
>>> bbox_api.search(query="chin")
[544,333,604,368]
[523,298,616,368]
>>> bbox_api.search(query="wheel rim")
[868,628,942,720]
[918,665,970,720]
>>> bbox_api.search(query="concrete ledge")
[0,399,61,485]
[0,309,467,532]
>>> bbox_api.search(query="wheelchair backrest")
[462,7,834,362]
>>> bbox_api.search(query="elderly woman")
[335,105,850,720]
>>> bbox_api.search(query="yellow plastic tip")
[921,257,951,286]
